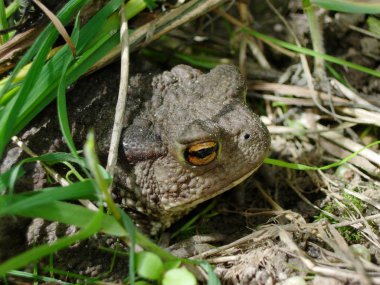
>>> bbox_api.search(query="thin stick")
[106,6,129,192]
[90,0,228,73]
[32,0,76,57]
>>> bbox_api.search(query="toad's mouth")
[163,163,263,212]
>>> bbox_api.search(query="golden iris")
[184,141,218,166]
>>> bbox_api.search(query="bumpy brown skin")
[118,65,271,234]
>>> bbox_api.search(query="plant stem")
[5,0,20,18]
[0,0,9,43]
[303,0,326,80]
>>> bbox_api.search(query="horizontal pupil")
[190,146,217,159]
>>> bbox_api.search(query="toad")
[115,64,270,233]
[1,64,270,237]
[0,64,271,278]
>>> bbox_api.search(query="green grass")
[264,139,380,172]
[0,0,148,158]
[312,0,380,14]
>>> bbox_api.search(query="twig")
[264,0,316,99]
[299,115,380,166]
[320,138,380,177]
[344,188,380,212]
[279,227,375,284]
[106,6,129,192]
[333,213,380,228]
[32,0,76,57]
[331,79,380,111]
[349,24,380,41]
[303,0,325,79]
[250,81,380,113]
[90,0,228,73]
[237,1,270,71]
[215,7,296,58]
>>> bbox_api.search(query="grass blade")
[8,270,72,284]
[264,140,380,171]
[0,208,103,276]
[0,180,96,216]
[57,16,81,158]
[76,0,124,53]
[33,0,77,57]
[0,0,9,43]
[244,28,380,78]
[1,199,125,236]
[120,209,136,285]
[0,152,85,193]
[312,0,380,13]
[0,0,91,157]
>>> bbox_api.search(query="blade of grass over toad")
[244,28,380,78]
[84,132,115,213]
[0,208,103,276]
[0,180,96,216]
[264,140,380,171]
[0,152,86,194]
[0,0,90,158]
[312,0,380,13]
[1,198,177,261]
[84,133,137,283]
[1,199,125,235]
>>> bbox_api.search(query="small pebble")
[350,244,371,261]
[282,276,307,285]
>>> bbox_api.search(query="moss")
[314,191,368,243]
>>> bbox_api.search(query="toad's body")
[114,65,270,233]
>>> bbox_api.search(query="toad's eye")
[184,141,218,166]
